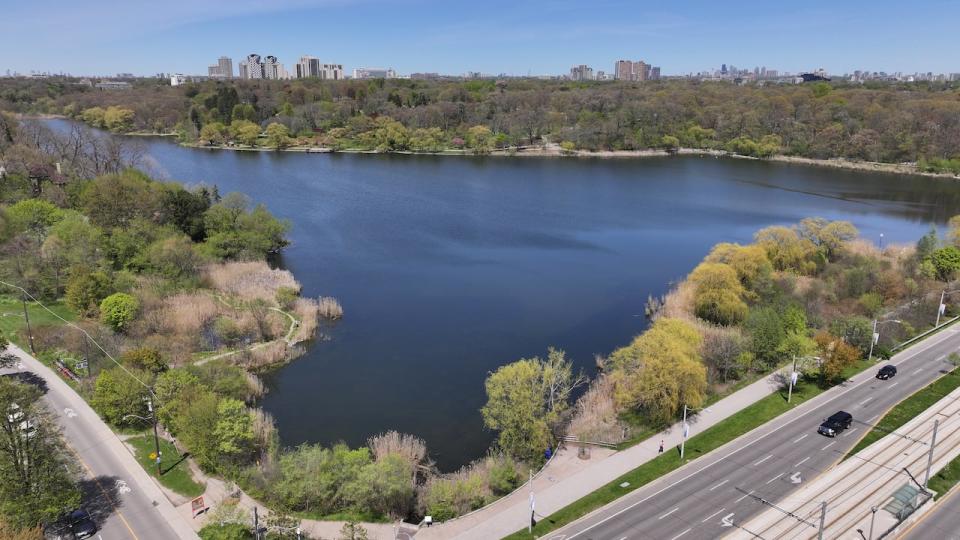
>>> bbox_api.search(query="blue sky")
[4,0,959,77]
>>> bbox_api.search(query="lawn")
[126,433,205,498]
[0,295,74,343]
[845,367,960,458]
[504,359,873,540]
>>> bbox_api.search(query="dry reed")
[566,375,624,443]
[368,430,429,467]
[205,261,300,302]
[317,296,343,320]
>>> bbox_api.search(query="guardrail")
[561,435,619,449]
[891,315,960,353]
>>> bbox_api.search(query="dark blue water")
[42,119,960,470]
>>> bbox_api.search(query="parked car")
[67,509,97,539]
[818,411,853,437]
[876,364,897,380]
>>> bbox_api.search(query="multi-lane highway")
[1,344,196,540]
[546,326,960,540]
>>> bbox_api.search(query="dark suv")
[876,365,897,380]
[67,509,97,539]
[818,411,853,437]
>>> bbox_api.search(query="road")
[1,344,197,540]
[545,326,960,540]
[900,485,960,540]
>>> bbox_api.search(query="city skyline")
[3,0,959,77]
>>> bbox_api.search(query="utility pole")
[924,419,940,489]
[254,507,260,540]
[528,470,534,533]
[20,294,35,354]
[147,398,161,476]
[868,319,878,362]
[680,404,688,459]
[788,356,798,403]
[937,290,946,328]
[817,501,827,540]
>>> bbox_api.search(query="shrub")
[199,523,252,540]
[318,296,343,320]
[65,271,113,316]
[121,347,167,373]
[100,292,140,332]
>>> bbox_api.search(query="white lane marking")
[735,491,754,503]
[842,427,858,438]
[670,528,692,540]
[722,513,736,527]
[868,414,879,423]
[889,382,899,388]
[859,397,875,407]
[754,455,773,466]
[766,473,784,485]
[790,472,802,484]
[913,368,924,375]
[114,479,131,495]
[795,456,810,468]
[793,434,808,443]
[709,479,729,491]
[938,355,946,361]
[822,441,837,451]
[63,407,77,418]
[659,507,679,520]
[702,508,726,523]
[559,328,958,540]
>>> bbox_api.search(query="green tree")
[744,307,788,368]
[930,246,960,281]
[214,398,255,462]
[103,106,135,132]
[0,378,81,529]
[90,367,153,427]
[754,225,818,274]
[65,271,113,316]
[175,391,222,471]
[230,120,261,146]
[6,199,63,243]
[466,125,494,154]
[80,107,106,128]
[199,122,227,145]
[689,262,748,325]
[264,122,291,149]
[231,103,257,123]
[121,347,168,374]
[99,292,139,332]
[660,135,680,152]
[199,523,253,540]
[608,318,707,425]
[481,349,582,463]
[798,218,858,259]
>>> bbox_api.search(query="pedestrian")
[658,440,664,453]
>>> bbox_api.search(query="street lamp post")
[868,319,902,362]
[868,506,877,540]
[681,404,688,459]
[936,289,960,328]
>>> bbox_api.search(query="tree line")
[1,77,958,167]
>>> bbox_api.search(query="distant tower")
[218,56,233,78]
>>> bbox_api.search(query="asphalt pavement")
[545,326,960,540]
[1,344,197,540]
[900,485,960,540]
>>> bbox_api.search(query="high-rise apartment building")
[296,56,321,78]
[217,56,233,78]
[569,64,594,81]
[615,60,633,80]
[239,54,263,79]
[614,59,659,81]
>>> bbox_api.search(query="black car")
[818,411,853,437]
[68,509,97,539]
[877,364,897,380]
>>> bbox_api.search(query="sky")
[3,0,959,77]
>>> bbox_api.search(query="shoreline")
[22,115,959,179]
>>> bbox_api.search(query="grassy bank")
[845,367,960,458]
[126,434,205,498]
[504,359,872,540]
[0,296,73,341]
[929,452,960,499]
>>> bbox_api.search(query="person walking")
[658,440,664,453]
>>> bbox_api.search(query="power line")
[0,279,155,397]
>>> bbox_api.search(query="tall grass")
[205,261,300,302]
[318,296,343,320]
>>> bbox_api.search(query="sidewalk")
[417,372,785,539]
[10,344,199,540]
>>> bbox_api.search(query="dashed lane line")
[659,507,679,520]
[754,455,773,466]
[709,479,729,491]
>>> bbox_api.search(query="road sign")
[149,451,158,460]
[191,496,208,518]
